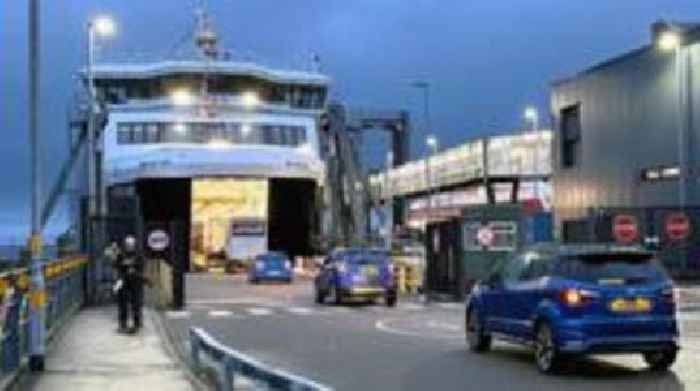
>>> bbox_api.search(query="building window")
[641,165,679,181]
[560,104,581,168]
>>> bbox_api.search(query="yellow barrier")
[392,259,424,295]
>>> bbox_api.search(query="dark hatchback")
[466,244,680,373]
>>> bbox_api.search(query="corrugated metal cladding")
[551,33,700,237]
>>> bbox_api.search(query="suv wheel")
[643,349,677,371]
[315,286,326,304]
[329,285,343,305]
[534,322,560,374]
[466,307,491,352]
[385,290,397,307]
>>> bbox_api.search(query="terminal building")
[368,130,552,231]
[550,20,700,276]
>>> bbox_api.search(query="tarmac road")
[162,273,700,391]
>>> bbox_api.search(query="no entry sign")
[477,226,495,247]
[613,214,639,244]
[147,229,170,252]
[665,212,691,241]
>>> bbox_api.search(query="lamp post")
[86,15,115,307]
[27,0,46,371]
[524,106,540,201]
[657,28,689,209]
[86,16,115,220]
[426,135,439,224]
[409,81,432,157]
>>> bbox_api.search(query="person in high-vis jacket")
[114,236,145,333]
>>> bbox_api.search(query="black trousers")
[118,282,143,328]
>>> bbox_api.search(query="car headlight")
[336,262,347,274]
[255,261,265,271]
[284,260,292,270]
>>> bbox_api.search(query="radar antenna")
[194,0,218,59]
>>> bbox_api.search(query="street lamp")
[409,80,432,157]
[657,27,688,209]
[86,14,116,219]
[425,135,439,226]
[524,106,541,200]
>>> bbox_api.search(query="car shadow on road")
[399,347,684,391]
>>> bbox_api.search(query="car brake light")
[559,288,599,307]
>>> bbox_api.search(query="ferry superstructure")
[84,8,330,270]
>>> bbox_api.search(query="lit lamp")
[241,91,260,108]
[171,89,194,106]
[658,31,681,51]
[656,26,687,209]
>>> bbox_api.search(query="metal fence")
[190,327,332,391]
[562,207,700,279]
[0,255,88,374]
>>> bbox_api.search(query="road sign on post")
[477,226,495,247]
[665,212,691,241]
[147,229,170,252]
[613,214,639,244]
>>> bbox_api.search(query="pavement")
[160,273,700,391]
[27,306,195,391]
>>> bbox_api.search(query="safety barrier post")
[222,357,235,391]
[189,329,200,368]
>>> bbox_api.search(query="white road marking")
[427,320,462,332]
[286,307,314,315]
[375,319,462,339]
[165,310,190,319]
[434,302,464,311]
[398,303,424,311]
[678,312,700,321]
[247,307,274,316]
[208,310,234,318]
[188,298,271,305]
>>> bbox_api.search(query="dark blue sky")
[1,0,698,242]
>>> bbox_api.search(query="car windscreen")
[345,250,390,264]
[553,253,669,285]
[257,254,285,265]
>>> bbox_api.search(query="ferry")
[82,7,329,271]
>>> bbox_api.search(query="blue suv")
[248,252,293,284]
[466,244,679,373]
[315,248,397,307]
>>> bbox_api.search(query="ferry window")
[117,124,130,144]
[165,123,189,143]
[131,123,146,143]
[145,123,160,143]
[191,123,208,143]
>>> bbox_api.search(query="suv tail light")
[559,288,600,307]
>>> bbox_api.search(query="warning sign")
[665,212,691,241]
[613,214,639,244]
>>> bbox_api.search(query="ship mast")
[194,0,218,116]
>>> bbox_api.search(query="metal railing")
[0,255,88,374]
[190,327,332,391]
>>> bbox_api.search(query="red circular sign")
[613,215,639,243]
[665,212,691,241]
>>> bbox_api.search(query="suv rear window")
[553,253,669,285]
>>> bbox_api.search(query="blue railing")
[0,256,88,374]
[190,327,332,391]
